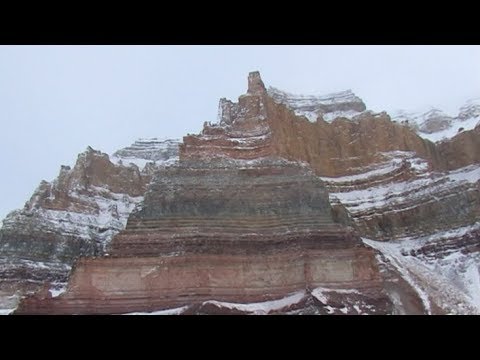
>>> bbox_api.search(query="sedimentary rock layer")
[6,71,480,315]
[16,73,392,314]
[0,142,177,308]
[16,246,390,315]
[17,158,390,314]
[319,150,480,313]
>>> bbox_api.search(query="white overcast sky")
[0,45,479,220]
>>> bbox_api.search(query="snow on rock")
[311,287,361,304]
[111,138,180,170]
[268,85,479,142]
[268,87,366,123]
[123,292,307,315]
[49,284,68,298]
[124,306,189,315]
[0,258,71,273]
[418,115,479,143]
[2,190,144,253]
[392,99,480,143]
[363,229,480,315]
[320,151,428,184]
[0,290,21,315]
[324,306,335,314]
[363,237,433,314]
[464,262,480,306]
[202,291,306,315]
[458,98,480,121]
[328,163,480,215]
[322,109,365,122]
[446,164,480,183]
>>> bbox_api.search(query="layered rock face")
[0,140,179,310]
[185,72,480,314]
[183,73,440,178]
[3,71,480,315]
[267,87,366,123]
[111,138,180,170]
[15,73,392,315]
[266,88,480,314]
[181,72,273,161]
[315,147,480,313]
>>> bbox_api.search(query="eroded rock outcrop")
[0,140,179,309]
[4,71,480,315]
[392,99,480,143]
[319,147,480,313]
[16,73,392,315]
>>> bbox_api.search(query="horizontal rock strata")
[0,142,178,308]
[7,71,480,315]
[16,73,391,314]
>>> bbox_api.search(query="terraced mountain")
[2,72,479,314]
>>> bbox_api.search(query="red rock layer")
[180,74,441,177]
[16,246,387,315]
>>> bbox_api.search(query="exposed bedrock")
[7,71,480,314]
[16,156,391,314]
[0,144,174,303]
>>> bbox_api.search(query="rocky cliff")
[15,72,391,315]
[0,139,179,311]
[2,72,479,315]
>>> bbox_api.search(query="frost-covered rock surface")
[269,84,479,144]
[0,140,179,307]
[268,87,366,123]
[320,151,480,314]
[111,138,180,170]
[363,228,480,315]
[392,99,480,143]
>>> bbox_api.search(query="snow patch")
[464,263,480,307]
[311,288,328,303]
[203,291,306,314]
[363,231,480,314]
[321,151,429,184]
[49,284,68,298]
[268,87,365,123]
[322,110,363,122]
[447,165,480,184]
[353,304,362,314]
[312,287,360,303]
[324,306,335,314]
[418,115,479,143]
[1,187,144,253]
[111,138,180,170]
[330,164,480,215]
[124,306,189,315]
[110,155,179,171]
[363,237,432,314]
[392,103,480,143]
